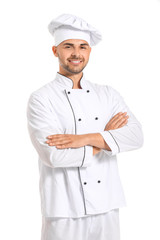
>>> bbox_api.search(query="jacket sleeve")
[99,86,144,156]
[27,93,93,168]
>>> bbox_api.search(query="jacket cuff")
[99,131,120,156]
[81,145,93,167]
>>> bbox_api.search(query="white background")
[0,0,160,239]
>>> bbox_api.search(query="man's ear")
[52,46,58,57]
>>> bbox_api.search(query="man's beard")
[61,63,86,74]
[58,55,88,74]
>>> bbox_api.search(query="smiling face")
[52,39,91,77]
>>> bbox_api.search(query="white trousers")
[41,209,120,240]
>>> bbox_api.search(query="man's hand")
[105,112,129,131]
[46,134,88,149]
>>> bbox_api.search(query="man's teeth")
[70,60,81,63]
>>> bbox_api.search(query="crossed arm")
[46,112,129,156]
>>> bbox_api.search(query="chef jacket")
[27,72,143,218]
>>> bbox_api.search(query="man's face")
[52,39,91,75]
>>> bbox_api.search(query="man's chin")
[66,67,85,75]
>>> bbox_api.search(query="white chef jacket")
[27,72,143,218]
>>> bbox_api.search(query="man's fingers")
[46,138,72,146]
[113,115,129,128]
[48,141,72,146]
[108,112,127,125]
[46,134,71,142]
[111,114,128,127]
[107,112,123,124]
[56,144,70,149]
[105,112,129,130]
[114,117,129,129]
[107,112,128,127]
[120,120,128,128]
[47,134,66,139]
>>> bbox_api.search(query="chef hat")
[48,14,102,46]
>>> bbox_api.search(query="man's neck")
[59,70,83,89]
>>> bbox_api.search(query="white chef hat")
[48,14,102,46]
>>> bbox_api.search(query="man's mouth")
[68,59,83,65]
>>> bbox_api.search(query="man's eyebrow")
[63,43,89,46]
[80,43,89,46]
[63,43,74,46]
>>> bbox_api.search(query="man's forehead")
[61,39,90,46]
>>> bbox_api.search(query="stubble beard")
[58,55,88,75]
[61,63,86,74]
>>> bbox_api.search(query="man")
[27,14,143,240]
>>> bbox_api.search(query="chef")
[27,14,143,240]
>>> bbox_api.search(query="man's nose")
[71,48,80,58]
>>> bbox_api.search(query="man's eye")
[65,46,71,49]
[81,47,86,49]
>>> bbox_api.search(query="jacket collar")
[55,72,87,89]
